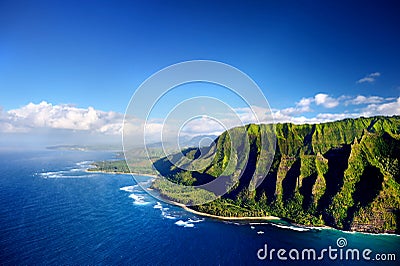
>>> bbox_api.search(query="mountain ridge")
[153,115,400,234]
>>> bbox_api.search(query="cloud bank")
[1,94,399,146]
[0,101,123,135]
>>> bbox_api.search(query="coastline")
[156,194,398,235]
[88,168,281,221]
[165,199,282,222]
[85,169,158,178]
[87,168,399,236]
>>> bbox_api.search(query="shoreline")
[89,168,295,223]
[159,198,398,235]
[87,168,280,221]
[173,202,399,236]
[85,169,158,178]
[165,199,282,222]
[87,168,399,236]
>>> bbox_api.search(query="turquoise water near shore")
[0,150,398,265]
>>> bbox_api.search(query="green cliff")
[153,116,400,234]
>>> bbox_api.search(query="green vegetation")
[151,178,215,205]
[88,160,130,173]
[153,116,400,234]
[88,148,162,175]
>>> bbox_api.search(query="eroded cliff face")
[154,116,400,233]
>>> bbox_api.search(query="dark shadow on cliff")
[317,145,351,226]
[224,137,259,200]
[343,165,383,230]
[152,147,215,183]
[282,159,301,201]
[300,173,318,209]
[256,170,278,203]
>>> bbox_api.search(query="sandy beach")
[166,200,282,221]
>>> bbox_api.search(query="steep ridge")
[152,116,400,233]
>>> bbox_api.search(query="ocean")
[0,149,398,265]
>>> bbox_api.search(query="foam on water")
[39,169,96,179]
[153,202,163,209]
[152,202,205,226]
[119,185,139,193]
[248,222,310,232]
[128,193,149,205]
[154,202,176,219]
[175,220,195,228]
[119,184,150,205]
[173,216,203,228]
[76,161,93,166]
[269,223,310,232]
[38,161,98,179]
[187,218,204,223]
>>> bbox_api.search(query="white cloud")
[271,109,358,124]
[314,93,339,108]
[179,117,225,136]
[370,72,381,77]
[239,96,400,125]
[357,72,381,84]
[1,101,123,135]
[345,95,384,105]
[264,97,314,118]
[233,105,273,125]
[361,97,400,116]
[297,97,313,108]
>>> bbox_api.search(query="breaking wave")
[38,160,95,179]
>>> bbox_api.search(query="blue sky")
[0,0,399,145]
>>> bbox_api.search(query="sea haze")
[0,150,398,265]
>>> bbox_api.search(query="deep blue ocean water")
[0,149,399,265]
